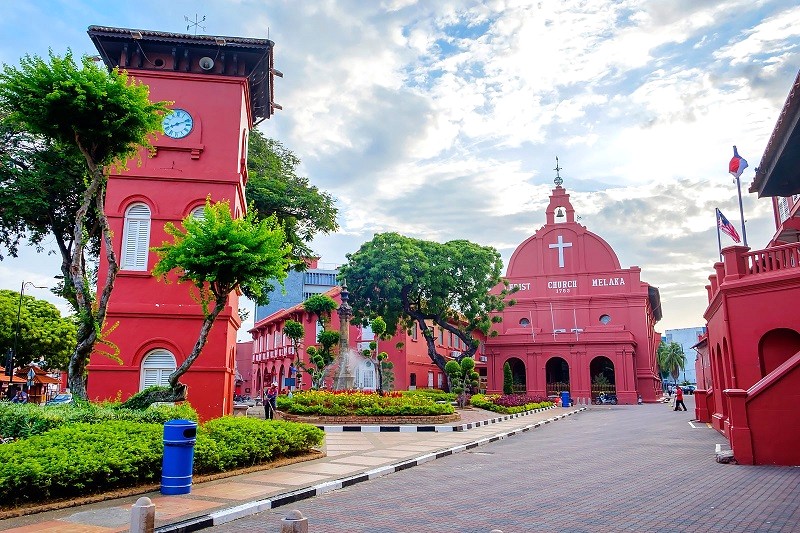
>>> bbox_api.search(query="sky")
[1,0,798,341]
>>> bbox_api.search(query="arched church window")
[140,349,177,390]
[191,205,206,220]
[122,203,151,271]
[519,318,530,327]
[599,314,612,325]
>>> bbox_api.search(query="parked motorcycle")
[595,392,618,405]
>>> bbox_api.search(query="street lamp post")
[7,281,48,377]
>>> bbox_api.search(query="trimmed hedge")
[0,401,198,440]
[0,416,323,506]
[470,393,552,414]
[401,389,457,402]
[278,390,455,416]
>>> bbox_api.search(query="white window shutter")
[140,349,177,390]
[122,204,151,271]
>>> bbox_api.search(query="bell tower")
[86,26,278,420]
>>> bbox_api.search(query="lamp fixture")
[130,30,143,40]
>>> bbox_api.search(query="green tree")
[503,361,513,395]
[246,131,338,265]
[301,330,340,390]
[0,52,169,399]
[283,319,305,387]
[445,357,479,408]
[657,341,686,387]
[0,289,76,370]
[361,316,392,394]
[150,200,292,401]
[339,232,515,377]
[302,294,338,329]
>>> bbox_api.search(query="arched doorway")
[546,357,569,396]
[759,328,800,377]
[506,357,526,393]
[589,356,615,399]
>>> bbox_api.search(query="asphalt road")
[213,396,800,532]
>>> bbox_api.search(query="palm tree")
[657,341,686,387]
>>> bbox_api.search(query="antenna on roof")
[185,14,206,36]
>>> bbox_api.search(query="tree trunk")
[167,298,226,400]
[66,160,105,399]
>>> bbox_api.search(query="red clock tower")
[86,26,278,420]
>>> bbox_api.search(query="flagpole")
[735,175,748,247]
[715,208,723,262]
[529,310,535,343]
[550,302,557,341]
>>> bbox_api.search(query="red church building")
[483,181,663,404]
[696,70,800,465]
[85,26,278,420]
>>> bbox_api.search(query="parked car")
[45,393,73,406]
[680,385,696,395]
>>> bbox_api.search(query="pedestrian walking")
[265,382,278,420]
[674,386,687,411]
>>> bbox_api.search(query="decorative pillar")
[724,388,753,464]
[334,282,355,390]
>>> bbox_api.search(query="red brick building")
[86,26,277,420]
[248,286,474,396]
[696,70,800,465]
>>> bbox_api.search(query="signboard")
[283,377,296,387]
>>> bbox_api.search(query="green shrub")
[401,389,457,402]
[195,417,323,473]
[0,421,163,505]
[279,390,454,416]
[470,394,552,414]
[0,417,323,505]
[0,401,198,440]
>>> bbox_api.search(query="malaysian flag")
[717,208,741,243]
[729,146,748,183]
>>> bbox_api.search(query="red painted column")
[725,388,754,465]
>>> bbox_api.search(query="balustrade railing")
[254,346,297,362]
[743,242,800,275]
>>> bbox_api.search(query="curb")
[317,405,562,433]
[154,407,587,532]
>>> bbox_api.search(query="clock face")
[162,109,193,139]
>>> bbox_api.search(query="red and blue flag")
[717,208,741,243]
[728,145,748,182]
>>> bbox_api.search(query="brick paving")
[0,405,573,532]
[213,397,800,532]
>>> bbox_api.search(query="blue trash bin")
[560,391,571,408]
[161,419,197,495]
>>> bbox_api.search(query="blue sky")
[1,0,799,339]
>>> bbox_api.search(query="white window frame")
[122,203,151,271]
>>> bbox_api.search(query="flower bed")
[470,393,553,414]
[277,390,455,417]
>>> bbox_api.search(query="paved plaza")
[1,397,798,532]
[214,397,800,532]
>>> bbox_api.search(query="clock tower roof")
[88,25,277,123]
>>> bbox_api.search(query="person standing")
[674,386,687,411]
[265,383,278,420]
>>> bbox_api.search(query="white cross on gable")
[549,234,573,268]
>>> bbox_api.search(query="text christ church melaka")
[485,181,663,404]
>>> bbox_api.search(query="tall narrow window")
[140,349,176,389]
[122,203,151,271]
